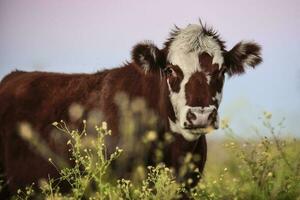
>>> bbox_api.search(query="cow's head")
[132,23,262,141]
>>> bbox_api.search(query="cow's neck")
[134,66,175,131]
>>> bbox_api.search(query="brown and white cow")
[0,23,262,197]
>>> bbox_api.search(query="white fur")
[237,41,259,66]
[167,24,225,140]
[188,105,216,126]
[244,54,259,66]
[168,24,224,71]
[150,46,157,62]
[139,55,150,72]
[169,118,201,141]
[206,74,211,84]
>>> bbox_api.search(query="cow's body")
[0,22,262,197]
[0,66,207,195]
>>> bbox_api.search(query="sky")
[0,0,300,137]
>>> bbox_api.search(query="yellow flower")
[145,131,157,142]
[267,172,273,177]
[52,121,58,126]
[18,122,33,140]
[199,183,206,189]
[102,121,108,130]
[263,111,272,119]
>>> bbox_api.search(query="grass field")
[6,110,298,200]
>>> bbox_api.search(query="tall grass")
[2,95,299,199]
[15,120,182,200]
[191,113,300,200]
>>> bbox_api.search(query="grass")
[192,116,300,200]
[10,114,299,199]
[1,95,299,199]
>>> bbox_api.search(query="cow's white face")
[131,23,262,141]
[165,25,226,141]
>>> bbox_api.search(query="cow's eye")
[164,67,175,77]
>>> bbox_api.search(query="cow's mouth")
[185,125,215,135]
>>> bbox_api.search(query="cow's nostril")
[184,122,188,127]
[208,109,217,122]
[186,110,197,121]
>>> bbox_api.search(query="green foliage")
[6,112,300,200]
[13,121,182,200]
[191,113,300,200]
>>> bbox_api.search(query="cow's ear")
[131,41,166,72]
[224,41,262,76]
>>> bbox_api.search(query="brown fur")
[0,63,207,197]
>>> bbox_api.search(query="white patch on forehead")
[168,24,224,72]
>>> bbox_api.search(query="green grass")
[1,95,299,199]
[10,113,300,200]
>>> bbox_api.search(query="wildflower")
[221,117,230,129]
[68,103,84,121]
[102,121,107,130]
[52,122,58,126]
[18,122,33,140]
[117,149,123,153]
[199,183,206,189]
[164,132,174,143]
[38,179,48,189]
[145,130,157,142]
[184,153,193,163]
[267,172,273,177]
[263,111,272,119]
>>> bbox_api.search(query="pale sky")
[0,0,299,137]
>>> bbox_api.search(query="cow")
[0,22,262,197]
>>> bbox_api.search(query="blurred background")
[0,0,299,137]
